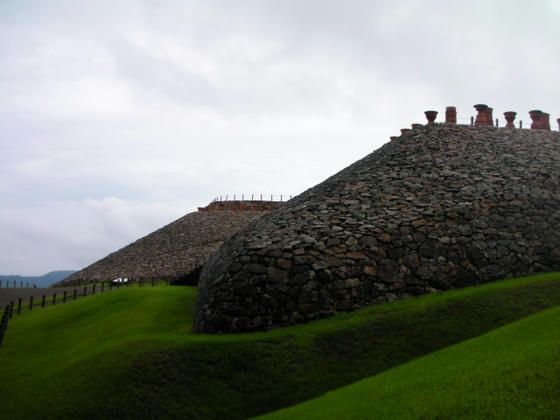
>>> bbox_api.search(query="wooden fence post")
[17,298,22,315]
[83,286,87,297]
[9,301,14,318]
[29,296,33,311]
[0,305,9,347]
[73,289,77,300]
[63,291,67,303]
[92,285,96,294]
[101,283,104,293]
[0,323,5,348]
[41,295,46,308]
[52,293,56,306]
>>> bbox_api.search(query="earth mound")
[195,124,560,333]
[55,203,280,287]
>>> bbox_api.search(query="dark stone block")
[231,317,251,332]
[418,240,438,258]
[247,263,266,274]
[377,259,400,283]
[387,247,406,259]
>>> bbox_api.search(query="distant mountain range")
[0,271,76,288]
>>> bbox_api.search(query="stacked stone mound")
[195,124,560,333]
[55,207,277,287]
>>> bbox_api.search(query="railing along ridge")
[0,280,171,348]
[211,194,294,203]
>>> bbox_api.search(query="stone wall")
[195,124,560,333]
[55,205,279,287]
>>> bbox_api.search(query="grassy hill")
[1,273,560,419]
[259,304,560,419]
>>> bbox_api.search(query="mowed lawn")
[1,274,560,419]
[258,305,560,419]
[0,286,196,417]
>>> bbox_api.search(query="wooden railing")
[0,280,170,348]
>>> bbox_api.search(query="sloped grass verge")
[258,305,560,419]
[1,274,560,419]
[0,286,194,418]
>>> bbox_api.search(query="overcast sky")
[1,0,559,275]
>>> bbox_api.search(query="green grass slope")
[0,286,195,415]
[259,305,560,419]
[1,274,560,419]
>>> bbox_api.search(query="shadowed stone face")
[195,125,560,333]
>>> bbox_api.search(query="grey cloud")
[1,1,559,274]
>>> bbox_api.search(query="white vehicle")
[112,277,129,284]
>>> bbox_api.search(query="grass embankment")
[1,273,560,419]
[259,305,560,419]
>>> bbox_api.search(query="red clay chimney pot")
[503,111,517,128]
[529,110,544,129]
[542,112,551,130]
[474,104,492,126]
[445,106,457,124]
[485,107,494,127]
[424,110,438,124]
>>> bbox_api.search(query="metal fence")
[211,194,294,203]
